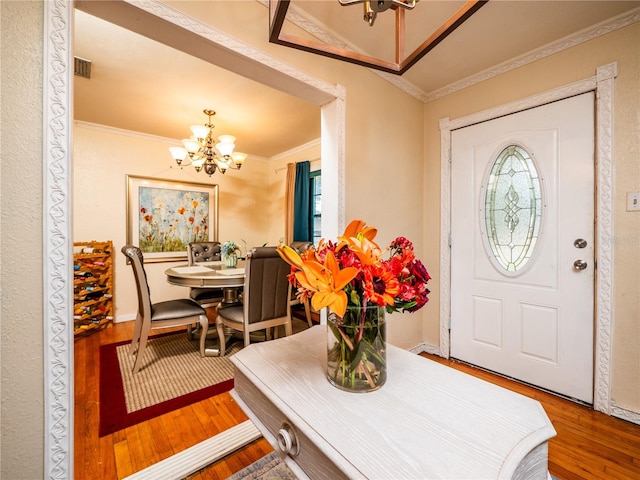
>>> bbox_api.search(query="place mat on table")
[172,266,212,274]
[218,268,245,275]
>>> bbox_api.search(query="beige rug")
[226,452,297,480]
[100,318,311,436]
[115,332,241,413]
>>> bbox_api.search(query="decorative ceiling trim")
[269,138,321,162]
[426,7,640,102]
[265,1,640,104]
[268,0,488,75]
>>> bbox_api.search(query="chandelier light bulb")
[191,157,205,171]
[182,138,201,153]
[190,124,210,139]
[217,134,236,144]
[216,135,236,157]
[169,147,188,164]
[231,152,247,168]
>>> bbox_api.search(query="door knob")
[573,260,588,271]
[574,239,587,248]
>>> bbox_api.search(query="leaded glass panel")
[484,145,542,273]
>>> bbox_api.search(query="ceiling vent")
[74,57,92,79]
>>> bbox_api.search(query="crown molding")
[75,120,177,144]
[75,121,315,163]
[269,138,321,162]
[426,7,640,102]
[269,1,639,104]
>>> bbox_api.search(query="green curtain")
[293,161,312,242]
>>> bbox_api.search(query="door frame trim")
[439,63,617,414]
[42,1,345,477]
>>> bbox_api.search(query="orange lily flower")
[336,219,378,251]
[342,219,378,241]
[276,244,305,269]
[297,251,358,317]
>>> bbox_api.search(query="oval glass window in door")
[483,144,542,273]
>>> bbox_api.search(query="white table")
[165,262,246,355]
[164,261,245,305]
[230,326,556,479]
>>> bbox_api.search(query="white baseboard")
[115,313,136,323]
[409,342,441,356]
[611,401,640,426]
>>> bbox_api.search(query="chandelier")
[339,0,416,27]
[169,109,247,176]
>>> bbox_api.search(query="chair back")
[121,245,152,321]
[244,247,291,325]
[187,242,222,265]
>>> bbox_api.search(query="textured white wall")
[1,2,45,478]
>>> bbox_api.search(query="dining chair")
[214,246,293,356]
[121,245,210,374]
[288,241,314,327]
[187,241,224,309]
[187,241,222,265]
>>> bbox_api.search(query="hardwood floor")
[75,320,640,479]
[74,316,274,480]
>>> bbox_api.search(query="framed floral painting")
[126,175,219,262]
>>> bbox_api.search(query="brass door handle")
[573,260,588,271]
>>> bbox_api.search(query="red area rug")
[99,331,236,436]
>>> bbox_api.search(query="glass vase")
[223,252,238,268]
[326,305,386,392]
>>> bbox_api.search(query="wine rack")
[73,240,114,337]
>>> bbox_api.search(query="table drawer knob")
[277,421,300,456]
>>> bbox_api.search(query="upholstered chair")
[187,242,222,265]
[214,247,293,356]
[187,241,224,308]
[121,245,209,374]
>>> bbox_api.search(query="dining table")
[164,260,245,305]
[165,260,246,356]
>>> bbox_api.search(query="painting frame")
[126,175,219,263]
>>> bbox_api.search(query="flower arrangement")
[221,240,240,267]
[221,240,239,256]
[277,219,431,391]
[277,219,431,317]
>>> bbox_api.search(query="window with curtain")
[311,170,321,245]
[290,161,321,245]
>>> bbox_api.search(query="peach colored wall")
[422,24,640,413]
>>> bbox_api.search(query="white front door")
[450,93,595,403]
